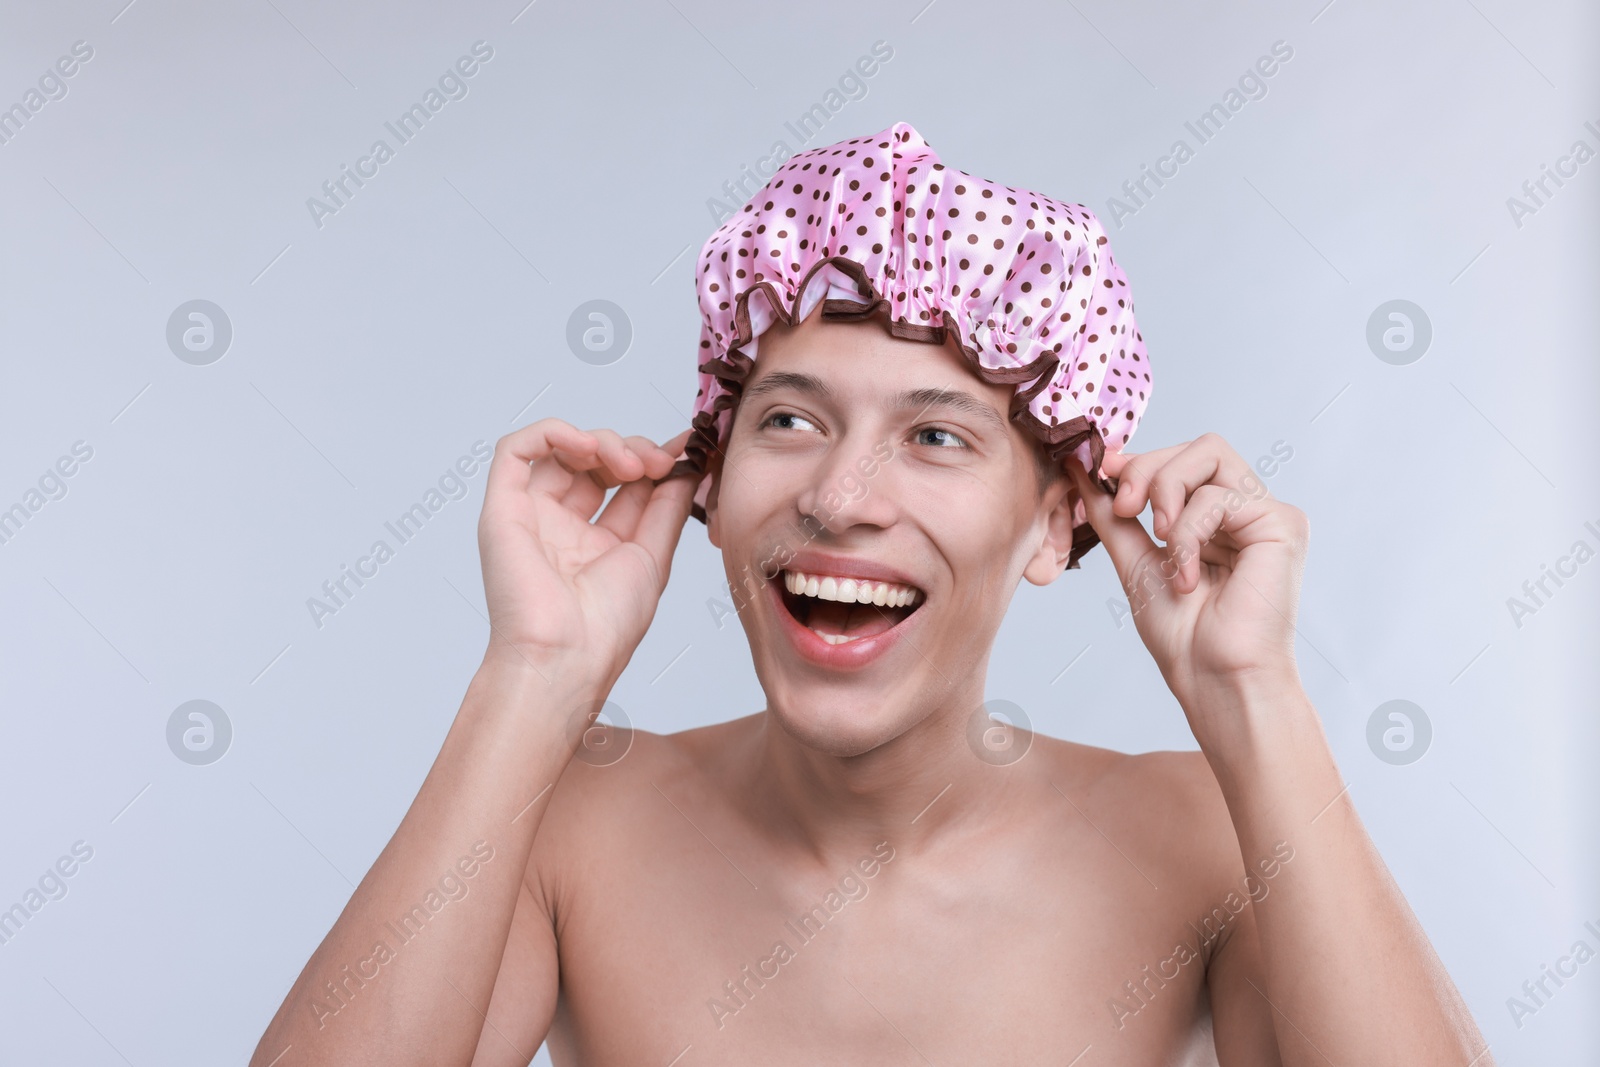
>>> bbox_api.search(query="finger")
[1097,447,1136,481]
[539,430,675,502]
[1113,436,1257,532]
[1146,436,1259,537]
[1163,484,1258,593]
[583,429,648,489]
[489,419,599,500]
[623,434,678,482]
[559,468,609,521]
[659,427,694,462]
[559,431,658,509]
[528,437,601,498]
[628,467,700,589]
[557,434,665,515]
[560,431,684,519]
[595,475,655,540]
[1198,538,1237,570]
[1105,444,1189,518]
[1068,457,1161,588]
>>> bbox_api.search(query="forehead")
[744,307,1013,419]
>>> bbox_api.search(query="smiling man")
[698,304,1084,760]
[252,123,1491,1066]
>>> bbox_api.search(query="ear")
[705,449,725,549]
[1021,475,1078,587]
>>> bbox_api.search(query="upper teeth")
[782,570,921,608]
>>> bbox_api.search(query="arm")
[247,656,588,1067]
[1200,676,1487,1065]
[1067,435,1490,1066]
[467,869,563,1065]
[249,420,697,1067]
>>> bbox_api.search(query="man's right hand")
[249,419,700,1067]
[476,419,699,685]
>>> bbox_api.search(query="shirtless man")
[249,294,1490,1065]
[253,113,1491,1062]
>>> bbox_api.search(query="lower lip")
[768,576,926,671]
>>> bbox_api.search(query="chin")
[761,679,928,759]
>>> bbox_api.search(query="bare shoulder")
[1028,735,1245,889]
[522,715,756,889]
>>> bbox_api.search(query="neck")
[742,679,1023,864]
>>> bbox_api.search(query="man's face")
[706,306,1080,757]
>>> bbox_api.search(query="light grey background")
[1,0,1595,1063]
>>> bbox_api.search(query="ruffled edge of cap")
[665,254,1124,570]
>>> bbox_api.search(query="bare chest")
[541,828,1221,1066]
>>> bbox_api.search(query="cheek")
[935,522,1034,621]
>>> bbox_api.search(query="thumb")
[630,466,700,590]
[1070,458,1160,587]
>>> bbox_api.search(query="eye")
[915,426,969,449]
[763,410,822,433]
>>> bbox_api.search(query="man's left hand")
[1068,433,1310,754]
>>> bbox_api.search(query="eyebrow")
[741,371,1007,432]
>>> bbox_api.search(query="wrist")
[1183,663,1305,718]
[1183,673,1332,798]
[468,648,614,751]
[476,642,612,695]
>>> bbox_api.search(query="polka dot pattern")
[672,120,1154,568]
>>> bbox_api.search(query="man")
[252,125,1490,1065]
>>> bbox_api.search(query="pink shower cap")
[671,120,1153,569]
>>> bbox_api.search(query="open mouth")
[776,570,925,646]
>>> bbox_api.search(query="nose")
[793,430,899,535]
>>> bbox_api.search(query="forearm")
[250,652,601,1067]
[1197,677,1490,1067]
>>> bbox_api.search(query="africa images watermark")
[305,40,495,230]
[306,440,493,629]
[1105,40,1295,229]
[311,841,495,1029]
[0,840,95,948]
[1108,440,1293,630]
[705,40,895,226]
[1107,840,1296,1031]
[0,39,95,148]
[1504,517,1600,630]
[706,437,898,629]
[1505,917,1600,1030]
[0,440,94,548]
[704,841,896,1031]
[1504,119,1599,230]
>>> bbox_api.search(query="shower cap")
[670,119,1153,569]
